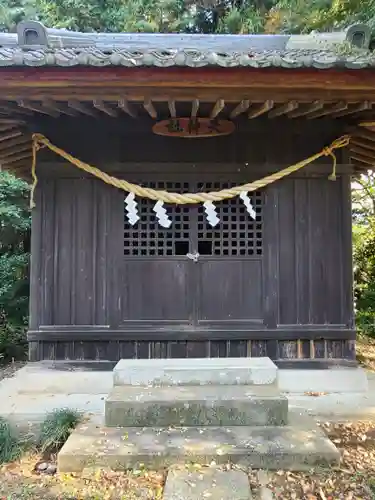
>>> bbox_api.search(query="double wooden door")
[122,180,264,332]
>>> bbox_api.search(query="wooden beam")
[0,130,23,142]
[0,135,30,151]
[351,138,375,153]
[168,99,176,119]
[144,98,157,119]
[350,145,375,160]
[306,101,348,120]
[68,100,97,117]
[352,129,375,143]
[42,98,78,117]
[288,100,324,118]
[93,99,118,117]
[118,98,136,117]
[332,101,371,118]
[268,101,298,118]
[0,151,32,165]
[0,124,19,133]
[4,67,375,93]
[17,100,59,117]
[248,100,274,119]
[230,100,250,119]
[210,99,225,119]
[191,99,199,118]
[0,143,30,159]
[0,102,33,116]
[351,154,375,166]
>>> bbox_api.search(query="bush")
[0,324,27,364]
[39,409,82,453]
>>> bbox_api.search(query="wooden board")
[152,118,235,138]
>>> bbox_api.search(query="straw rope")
[30,133,350,209]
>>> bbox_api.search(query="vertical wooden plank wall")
[28,174,355,363]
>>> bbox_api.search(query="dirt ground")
[1,339,375,498]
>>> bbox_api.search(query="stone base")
[113,357,277,386]
[163,466,252,500]
[105,385,288,427]
[58,414,339,473]
[278,367,368,393]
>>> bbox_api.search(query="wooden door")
[121,180,264,333]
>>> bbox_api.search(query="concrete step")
[58,415,340,473]
[163,466,252,499]
[105,385,288,427]
[113,357,277,387]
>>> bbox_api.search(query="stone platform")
[58,413,340,473]
[105,385,288,427]
[113,357,277,386]
[59,357,341,479]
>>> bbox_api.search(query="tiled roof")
[0,20,372,69]
[0,46,374,69]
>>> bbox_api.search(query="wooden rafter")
[118,98,136,117]
[17,100,59,117]
[0,143,30,159]
[0,135,30,151]
[350,145,375,160]
[0,151,32,165]
[0,129,23,142]
[230,100,250,119]
[93,100,118,117]
[42,98,78,117]
[144,98,157,119]
[306,101,347,120]
[332,101,371,118]
[352,129,375,143]
[268,101,298,118]
[210,99,225,119]
[351,138,375,152]
[288,101,324,118]
[191,99,199,118]
[0,124,20,134]
[248,100,274,119]
[351,154,375,166]
[68,100,97,117]
[168,99,176,119]
[0,102,33,116]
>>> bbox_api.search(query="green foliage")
[0,417,24,464]
[0,171,30,327]
[38,409,82,452]
[0,324,27,363]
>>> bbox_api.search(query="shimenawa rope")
[30,133,351,209]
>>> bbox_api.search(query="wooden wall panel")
[28,118,355,363]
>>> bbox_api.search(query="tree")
[0,172,30,326]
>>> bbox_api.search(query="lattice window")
[124,181,190,256]
[124,181,263,257]
[197,182,262,256]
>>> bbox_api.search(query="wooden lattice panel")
[197,182,263,256]
[124,181,263,257]
[124,181,190,256]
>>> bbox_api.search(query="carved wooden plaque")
[152,117,235,138]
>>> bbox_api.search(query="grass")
[38,409,82,453]
[0,416,25,464]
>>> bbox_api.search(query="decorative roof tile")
[0,21,372,70]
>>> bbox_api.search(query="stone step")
[163,466,252,500]
[105,385,288,427]
[58,415,339,473]
[113,357,277,387]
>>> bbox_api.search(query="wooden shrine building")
[1,21,375,367]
